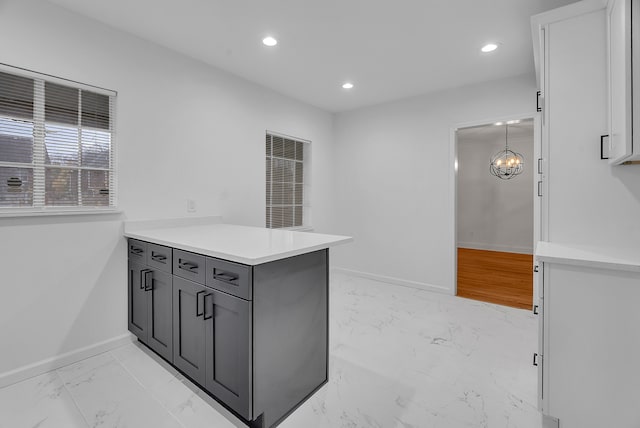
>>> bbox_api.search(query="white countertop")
[535,241,640,273]
[124,223,353,265]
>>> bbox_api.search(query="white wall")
[0,0,334,377]
[457,123,534,254]
[330,75,536,293]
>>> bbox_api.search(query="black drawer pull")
[203,294,213,320]
[151,252,167,262]
[533,353,539,367]
[130,246,144,255]
[179,260,199,272]
[144,270,153,291]
[213,269,238,284]
[533,305,539,315]
[140,269,151,290]
[601,135,610,160]
[196,291,205,317]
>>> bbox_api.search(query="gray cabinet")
[128,237,328,428]
[145,269,173,361]
[174,249,206,284]
[128,260,148,340]
[206,257,252,300]
[205,289,251,419]
[172,276,208,385]
[173,270,252,419]
[127,239,173,362]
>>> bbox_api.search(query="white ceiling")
[46,0,577,112]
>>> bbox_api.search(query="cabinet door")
[128,260,148,341]
[173,277,207,385]
[537,263,545,411]
[608,0,633,164]
[205,290,252,420]
[147,270,173,362]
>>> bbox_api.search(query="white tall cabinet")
[607,0,640,163]
[532,1,640,427]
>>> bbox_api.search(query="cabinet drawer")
[173,249,206,284]
[128,239,147,262]
[206,258,252,300]
[147,243,173,273]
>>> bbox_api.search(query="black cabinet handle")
[536,91,542,112]
[534,265,539,273]
[151,251,167,262]
[213,269,238,284]
[130,246,144,255]
[203,294,213,320]
[144,270,153,291]
[533,305,539,315]
[179,260,198,272]
[140,269,152,289]
[601,135,610,160]
[533,353,539,366]
[196,291,205,317]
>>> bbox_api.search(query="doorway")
[454,118,535,310]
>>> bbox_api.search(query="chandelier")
[489,123,524,179]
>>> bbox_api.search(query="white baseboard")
[331,267,453,295]
[457,242,533,254]
[0,333,135,389]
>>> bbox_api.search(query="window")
[0,65,116,214]
[265,133,308,229]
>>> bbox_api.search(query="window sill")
[0,208,122,218]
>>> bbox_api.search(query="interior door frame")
[450,112,542,304]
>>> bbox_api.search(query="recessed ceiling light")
[495,121,504,126]
[262,36,278,47]
[342,82,354,89]
[481,43,498,53]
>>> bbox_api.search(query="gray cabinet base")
[134,249,329,428]
[252,249,328,428]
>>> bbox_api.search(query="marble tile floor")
[0,273,540,428]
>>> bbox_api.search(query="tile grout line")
[53,369,92,428]
[109,346,189,428]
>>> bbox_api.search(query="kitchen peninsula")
[124,218,352,428]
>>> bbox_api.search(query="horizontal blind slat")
[44,82,78,126]
[0,71,34,120]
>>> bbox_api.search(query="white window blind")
[0,65,116,214]
[265,133,307,229]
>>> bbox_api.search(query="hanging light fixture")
[489,123,524,179]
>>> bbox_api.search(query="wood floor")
[457,248,533,310]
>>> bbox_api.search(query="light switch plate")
[187,199,196,212]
